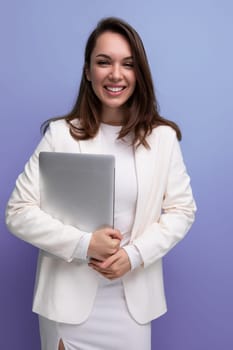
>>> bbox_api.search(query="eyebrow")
[95,54,133,60]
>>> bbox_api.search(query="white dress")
[39,123,151,350]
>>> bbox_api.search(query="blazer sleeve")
[5,124,87,262]
[133,136,197,268]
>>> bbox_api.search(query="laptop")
[39,152,115,232]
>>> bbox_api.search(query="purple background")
[1,1,232,349]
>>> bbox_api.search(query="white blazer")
[6,120,196,324]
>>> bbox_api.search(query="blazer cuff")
[122,244,143,270]
[72,233,92,260]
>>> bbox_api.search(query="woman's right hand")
[87,227,122,261]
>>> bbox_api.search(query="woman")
[6,17,196,350]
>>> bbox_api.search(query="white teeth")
[106,87,124,92]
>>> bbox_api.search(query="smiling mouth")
[105,86,125,92]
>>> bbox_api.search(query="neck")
[101,106,126,125]
[101,120,123,126]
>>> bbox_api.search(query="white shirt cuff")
[122,244,143,270]
[72,233,92,260]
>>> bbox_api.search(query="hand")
[88,248,131,280]
[87,227,122,261]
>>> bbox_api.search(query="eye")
[124,62,134,68]
[97,60,110,66]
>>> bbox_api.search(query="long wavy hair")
[42,17,181,147]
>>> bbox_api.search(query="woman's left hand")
[88,248,131,279]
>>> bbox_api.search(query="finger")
[89,260,115,272]
[88,260,103,268]
[89,258,102,263]
[106,228,123,240]
[100,273,115,280]
[110,238,121,250]
[89,264,118,279]
[89,264,112,274]
[100,253,119,269]
[88,260,111,270]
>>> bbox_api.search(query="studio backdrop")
[1,1,232,349]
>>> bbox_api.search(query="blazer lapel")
[130,144,155,241]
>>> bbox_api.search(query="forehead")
[92,31,132,58]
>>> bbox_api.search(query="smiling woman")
[6,17,196,350]
[85,31,136,123]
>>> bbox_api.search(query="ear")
[85,65,91,81]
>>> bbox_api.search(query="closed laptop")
[39,152,115,232]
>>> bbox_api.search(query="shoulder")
[152,125,176,137]
[45,119,71,141]
[43,119,78,151]
[148,125,177,148]
[48,119,70,133]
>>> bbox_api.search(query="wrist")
[122,244,143,270]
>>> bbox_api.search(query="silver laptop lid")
[39,152,115,232]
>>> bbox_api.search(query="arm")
[5,124,122,262]
[89,136,196,277]
[133,137,197,268]
[5,127,85,262]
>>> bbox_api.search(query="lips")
[105,86,125,92]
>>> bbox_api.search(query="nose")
[109,63,122,81]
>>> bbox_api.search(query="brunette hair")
[42,17,181,147]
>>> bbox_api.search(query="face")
[86,31,136,122]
